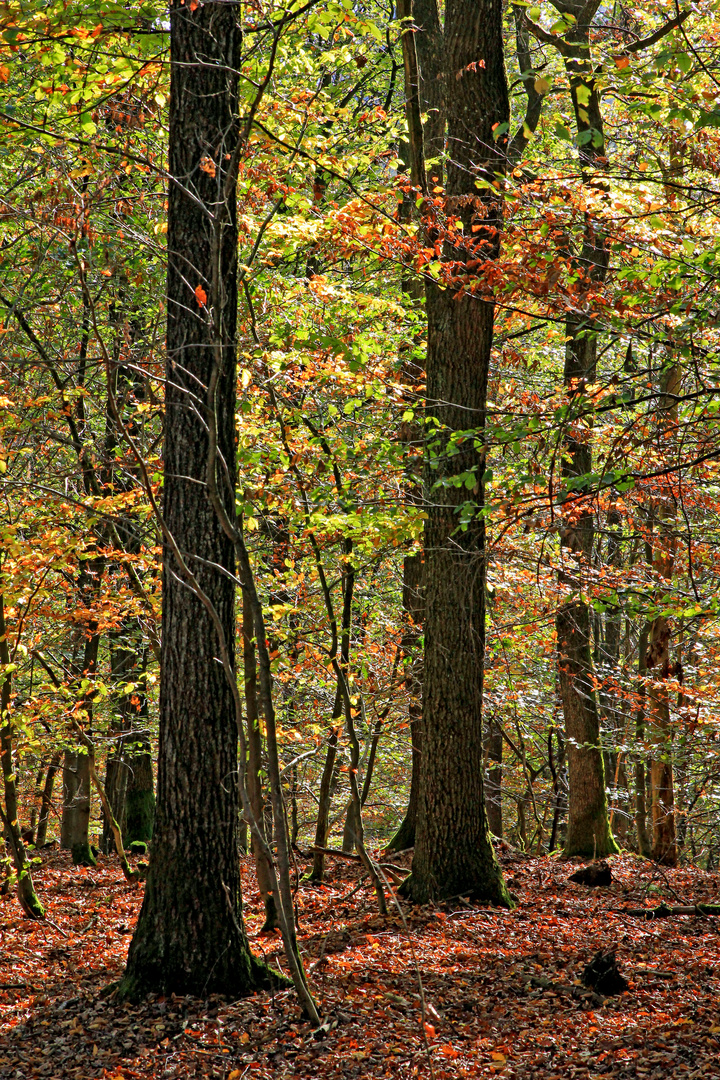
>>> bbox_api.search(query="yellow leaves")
[534,76,551,96]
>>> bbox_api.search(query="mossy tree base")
[399,843,514,908]
[125,787,155,847]
[564,830,620,860]
[71,842,97,867]
[260,895,279,933]
[385,814,415,855]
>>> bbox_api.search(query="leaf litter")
[1,848,720,1078]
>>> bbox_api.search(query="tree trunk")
[61,751,95,866]
[400,0,511,906]
[243,592,278,930]
[124,733,155,847]
[309,543,354,881]
[485,718,503,839]
[120,0,267,1000]
[309,725,339,880]
[387,0,438,853]
[550,7,616,859]
[558,602,616,857]
[35,752,61,849]
[634,622,652,856]
[646,363,680,866]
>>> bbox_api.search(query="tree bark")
[543,3,616,858]
[646,363,680,866]
[400,0,511,906]
[120,0,267,999]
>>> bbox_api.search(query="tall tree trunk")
[386,0,439,852]
[548,4,616,858]
[120,0,267,999]
[400,0,511,906]
[123,655,155,848]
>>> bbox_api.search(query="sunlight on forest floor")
[1,850,719,1078]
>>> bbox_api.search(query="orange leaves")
[194,285,207,307]
[199,155,216,177]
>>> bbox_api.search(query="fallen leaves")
[2,851,720,1078]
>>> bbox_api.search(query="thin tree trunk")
[35,752,61,849]
[243,592,278,930]
[309,544,354,881]
[635,623,652,857]
[485,718,503,839]
[646,363,680,866]
[0,589,44,918]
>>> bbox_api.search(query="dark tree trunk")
[401,0,511,906]
[124,733,155,846]
[120,1,267,999]
[634,623,652,856]
[387,0,438,853]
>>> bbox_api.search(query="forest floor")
[1,846,720,1079]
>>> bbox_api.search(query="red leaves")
[194,285,207,307]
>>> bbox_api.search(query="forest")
[2,0,720,1077]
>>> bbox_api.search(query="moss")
[116,943,284,1003]
[564,814,620,859]
[128,841,147,855]
[384,814,415,855]
[71,842,97,867]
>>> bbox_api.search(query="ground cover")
[1,850,719,1079]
